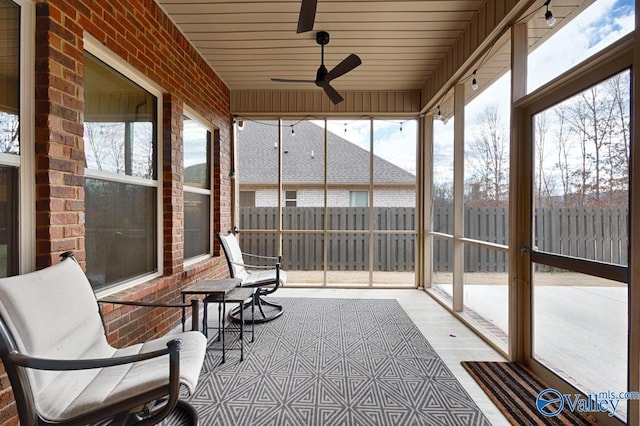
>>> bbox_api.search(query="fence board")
[239,207,627,272]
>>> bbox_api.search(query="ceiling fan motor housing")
[316,31,330,45]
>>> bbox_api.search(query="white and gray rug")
[186,298,490,425]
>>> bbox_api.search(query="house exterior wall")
[1,1,232,423]
[253,188,416,207]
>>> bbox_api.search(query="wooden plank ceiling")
[155,0,486,94]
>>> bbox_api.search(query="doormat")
[461,361,596,425]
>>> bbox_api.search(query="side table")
[204,287,255,361]
[181,278,241,362]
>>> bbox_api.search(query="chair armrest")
[8,340,184,426]
[229,260,281,270]
[7,339,182,371]
[98,299,200,332]
[242,252,282,263]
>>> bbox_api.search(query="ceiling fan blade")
[297,0,317,33]
[271,78,316,83]
[325,54,362,82]
[323,84,344,104]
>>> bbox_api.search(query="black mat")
[461,361,596,425]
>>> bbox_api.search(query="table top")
[181,278,241,295]
[205,287,254,303]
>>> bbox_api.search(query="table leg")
[239,299,244,361]
[203,299,208,338]
[221,295,226,363]
[251,292,255,342]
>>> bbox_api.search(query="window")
[285,190,297,207]
[349,191,368,207]
[83,51,158,290]
[531,70,630,420]
[239,191,255,207]
[183,114,212,260]
[0,0,20,277]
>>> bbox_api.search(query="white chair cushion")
[0,259,207,423]
[37,331,206,422]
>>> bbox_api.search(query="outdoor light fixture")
[435,105,443,121]
[544,0,556,27]
[291,125,295,136]
[237,119,244,130]
[471,70,478,91]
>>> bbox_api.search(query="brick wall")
[1,0,232,424]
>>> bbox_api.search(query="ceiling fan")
[271,31,362,105]
[297,0,317,33]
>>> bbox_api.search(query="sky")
[432,0,635,182]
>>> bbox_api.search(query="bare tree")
[534,111,557,207]
[465,104,509,206]
[605,72,630,205]
[565,84,618,206]
[84,122,126,173]
[553,106,574,205]
[0,112,19,155]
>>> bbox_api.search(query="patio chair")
[0,253,206,425]
[218,231,286,323]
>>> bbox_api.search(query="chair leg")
[228,292,283,324]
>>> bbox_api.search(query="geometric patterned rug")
[183,298,491,425]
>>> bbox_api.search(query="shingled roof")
[237,120,415,185]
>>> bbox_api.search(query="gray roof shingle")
[237,120,415,185]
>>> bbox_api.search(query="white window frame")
[183,106,214,266]
[0,0,35,274]
[84,35,164,298]
[285,190,297,207]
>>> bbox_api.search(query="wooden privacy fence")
[239,206,628,272]
[239,207,415,271]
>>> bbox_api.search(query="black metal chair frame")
[218,231,284,323]
[0,252,202,425]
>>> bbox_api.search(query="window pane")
[373,233,415,286]
[0,0,19,155]
[184,192,210,258]
[532,70,630,265]
[326,233,369,286]
[183,117,210,189]
[373,119,416,191]
[532,265,627,420]
[282,232,324,286]
[84,52,157,179]
[349,191,368,207]
[239,191,255,207]
[433,117,454,234]
[527,0,634,93]
[85,178,157,289]
[282,120,322,230]
[431,236,453,305]
[464,72,510,245]
[327,120,370,230]
[238,120,278,208]
[0,166,17,277]
[463,245,509,348]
